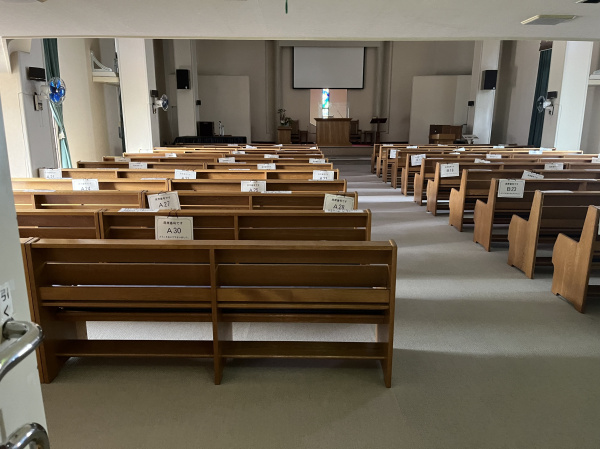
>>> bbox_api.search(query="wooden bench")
[552,205,600,312]
[473,178,600,251]
[12,178,170,192]
[22,239,397,386]
[169,179,347,193]
[507,191,600,278]
[17,210,100,238]
[14,190,146,210]
[16,209,371,241]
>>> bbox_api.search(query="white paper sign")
[498,179,525,198]
[219,157,236,163]
[449,152,460,155]
[39,168,62,179]
[406,146,418,149]
[493,145,505,149]
[440,163,460,178]
[522,170,544,180]
[455,147,466,152]
[411,154,426,166]
[257,163,276,170]
[323,194,355,212]
[475,159,491,164]
[115,157,131,162]
[309,158,327,164]
[118,208,160,212]
[72,179,100,191]
[529,150,543,155]
[540,147,553,152]
[486,154,502,159]
[164,153,177,158]
[312,170,335,181]
[129,162,148,169]
[268,191,292,194]
[241,180,267,193]
[264,154,280,159]
[139,149,154,154]
[592,158,600,163]
[147,192,181,210]
[245,145,258,149]
[227,144,239,147]
[382,144,394,147]
[544,163,564,170]
[389,150,397,159]
[0,282,14,325]
[232,150,246,155]
[273,144,283,147]
[155,216,194,240]
[174,169,196,180]
[310,146,317,149]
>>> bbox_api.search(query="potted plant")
[277,108,291,126]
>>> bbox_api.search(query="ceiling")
[0,0,599,41]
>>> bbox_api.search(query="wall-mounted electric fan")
[152,94,169,114]
[536,95,554,115]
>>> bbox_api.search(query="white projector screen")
[293,47,365,89]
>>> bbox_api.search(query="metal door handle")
[0,422,50,449]
[0,320,43,383]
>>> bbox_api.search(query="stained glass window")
[321,88,330,118]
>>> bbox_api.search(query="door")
[528,48,552,147]
[0,96,48,442]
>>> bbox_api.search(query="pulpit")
[315,118,352,146]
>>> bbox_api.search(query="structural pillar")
[172,40,198,137]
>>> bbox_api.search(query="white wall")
[58,38,112,162]
[0,95,48,444]
[409,75,471,144]
[0,39,56,177]
[492,40,540,145]
[196,40,270,141]
[98,38,122,155]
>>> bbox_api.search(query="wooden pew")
[473,178,600,251]
[22,238,397,386]
[169,179,347,193]
[12,178,169,192]
[16,209,371,241]
[173,191,358,210]
[551,205,600,313]
[99,210,371,241]
[14,190,146,210]
[507,191,600,278]
[448,169,600,232]
[17,210,100,238]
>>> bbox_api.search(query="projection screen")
[293,47,365,89]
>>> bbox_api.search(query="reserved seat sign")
[312,170,335,181]
[440,163,459,178]
[72,179,100,191]
[129,162,148,169]
[241,180,267,193]
[498,179,525,198]
[309,158,326,164]
[544,162,564,170]
[522,170,544,180]
[155,216,194,240]
[410,154,426,166]
[147,192,181,210]
[219,157,236,163]
[389,150,397,159]
[39,168,62,179]
[323,194,355,212]
[174,169,196,179]
[257,163,276,170]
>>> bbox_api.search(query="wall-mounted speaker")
[176,69,190,90]
[27,67,46,81]
[481,70,498,90]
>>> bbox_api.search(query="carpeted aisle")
[41,160,600,448]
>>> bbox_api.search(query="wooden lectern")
[315,118,352,146]
[370,117,387,144]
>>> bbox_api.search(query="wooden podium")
[315,118,352,146]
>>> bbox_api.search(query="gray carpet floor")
[41,161,600,448]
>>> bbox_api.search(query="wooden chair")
[290,120,308,144]
[350,120,362,144]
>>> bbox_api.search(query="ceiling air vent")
[521,15,577,25]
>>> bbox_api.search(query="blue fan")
[48,77,66,104]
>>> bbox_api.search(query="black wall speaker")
[481,70,498,90]
[176,69,190,90]
[197,121,214,137]
[27,67,46,81]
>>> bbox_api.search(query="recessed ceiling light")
[521,15,577,25]
[576,0,600,3]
